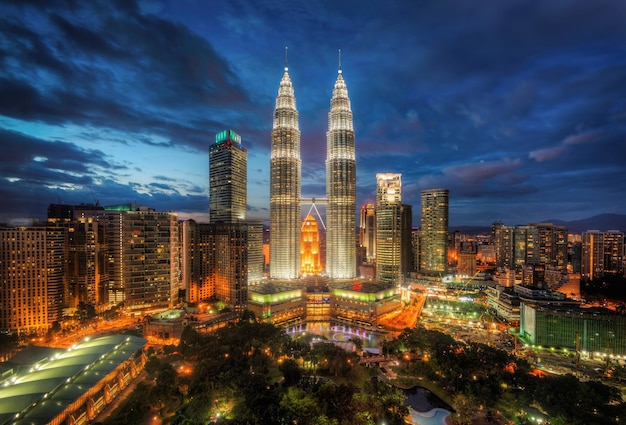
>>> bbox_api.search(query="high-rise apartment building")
[246,220,264,284]
[376,173,402,285]
[0,225,64,334]
[213,222,249,308]
[103,205,179,310]
[400,204,414,276]
[581,230,624,280]
[420,189,449,275]
[209,129,247,223]
[359,203,376,262]
[532,223,568,271]
[326,60,356,280]
[180,219,201,303]
[180,220,215,303]
[411,227,421,275]
[270,57,301,279]
[64,215,108,309]
[513,225,540,266]
[493,222,568,272]
[48,203,109,310]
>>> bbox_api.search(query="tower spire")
[338,49,342,74]
[285,47,289,71]
[271,46,301,280]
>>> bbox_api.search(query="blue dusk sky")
[1,0,625,227]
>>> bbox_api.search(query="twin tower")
[270,51,356,281]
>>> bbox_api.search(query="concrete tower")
[270,50,301,279]
[326,51,356,279]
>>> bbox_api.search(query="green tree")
[279,387,321,425]
[279,358,302,386]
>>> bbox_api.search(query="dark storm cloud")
[0,129,117,179]
[0,0,258,152]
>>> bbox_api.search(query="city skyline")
[1,0,626,226]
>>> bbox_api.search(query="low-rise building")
[247,282,305,327]
[0,335,146,425]
[330,280,401,326]
[520,304,626,355]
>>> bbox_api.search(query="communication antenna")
[338,49,342,74]
[285,46,288,71]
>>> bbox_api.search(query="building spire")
[285,46,289,72]
[338,49,342,74]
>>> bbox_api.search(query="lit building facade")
[47,204,110,311]
[103,205,179,310]
[209,128,260,304]
[209,129,247,223]
[400,204,414,276]
[359,203,376,262]
[180,219,201,303]
[246,220,264,284]
[248,282,305,327]
[581,230,625,280]
[376,173,402,285]
[180,220,217,303]
[64,215,109,309]
[493,222,568,271]
[520,304,626,355]
[0,225,64,334]
[213,222,249,309]
[301,214,322,275]
[457,252,477,277]
[326,62,356,280]
[180,219,255,309]
[270,60,301,279]
[420,189,449,275]
[532,222,568,271]
[330,281,401,326]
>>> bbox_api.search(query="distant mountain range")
[451,213,626,235]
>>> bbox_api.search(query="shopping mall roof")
[0,334,146,425]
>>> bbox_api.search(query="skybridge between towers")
[301,197,327,230]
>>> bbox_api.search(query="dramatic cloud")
[1,0,625,226]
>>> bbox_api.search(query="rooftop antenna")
[338,49,342,74]
[285,46,288,71]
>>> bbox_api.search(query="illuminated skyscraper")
[420,189,449,275]
[376,173,402,285]
[326,54,356,279]
[270,52,301,279]
[209,130,247,223]
[359,203,376,262]
[301,214,322,275]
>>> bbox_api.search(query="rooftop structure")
[209,129,247,223]
[0,334,146,425]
